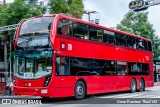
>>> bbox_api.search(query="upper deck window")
[103,30,115,44]
[116,33,126,46]
[148,41,152,51]
[136,39,145,50]
[126,36,136,49]
[56,18,152,52]
[90,26,103,42]
[57,18,73,36]
[20,17,54,36]
[72,22,89,40]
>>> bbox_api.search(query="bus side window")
[103,61,116,75]
[143,40,148,51]
[136,39,145,50]
[73,22,89,40]
[107,32,116,44]
[116,61,127,75]
[90,26,103,42]
[56,57,70,76]
[103,30,115,44]
[116,33,126,46]
[57,18,73,36]
[142,64,149,75]
[127,36,136,49]
[148,41,152,51]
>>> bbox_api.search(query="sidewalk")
[154,82,160,86]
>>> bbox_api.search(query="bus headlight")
[43,75,51,87]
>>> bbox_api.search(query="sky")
[82,0,160,35]
[1,0,160,35]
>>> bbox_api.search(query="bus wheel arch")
[138,78,145,92]
[74,79,87,100]
[130,78,137,93]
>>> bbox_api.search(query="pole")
[84,10,97,22]
[9,36,12,81]
[4,40,8,83]
[3,0,8,83]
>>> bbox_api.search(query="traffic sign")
[129,0,145,10]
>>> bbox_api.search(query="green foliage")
[6,0,45,25]
[0,0,46,39]
[48,0,84,19]
[116,11,160,60]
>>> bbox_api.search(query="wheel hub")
[76,85,83,96]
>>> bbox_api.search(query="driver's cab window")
[56,57,70,75]
[17,58,25,75]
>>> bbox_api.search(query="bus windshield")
[20,17,54,35]
[14,50,52,79]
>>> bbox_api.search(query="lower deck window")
[56,56,149,76]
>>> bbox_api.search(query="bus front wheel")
[130,79,136,93]
[74,81,86,100]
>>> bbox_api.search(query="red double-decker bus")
[13,14,154,99]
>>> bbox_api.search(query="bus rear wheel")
[139,79,145,92]
[74,81,86,100]
[130,79,136,93]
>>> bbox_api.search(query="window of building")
[126,36,136,49]
[89,26,103,42]
[57,18,73,36]
[116,61,127,75]
[116,33,126,46]
[72,22,89,40]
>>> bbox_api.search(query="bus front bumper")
[13,86,55,97]
[13,86,74,98]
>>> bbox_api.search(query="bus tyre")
[139,79,145,92]
[130,79,136,93]
[74,81,86,100]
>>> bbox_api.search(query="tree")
[0,0,46,80]
[116,11,160,60]
[48,0,84,19]
[0,0,46,38]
